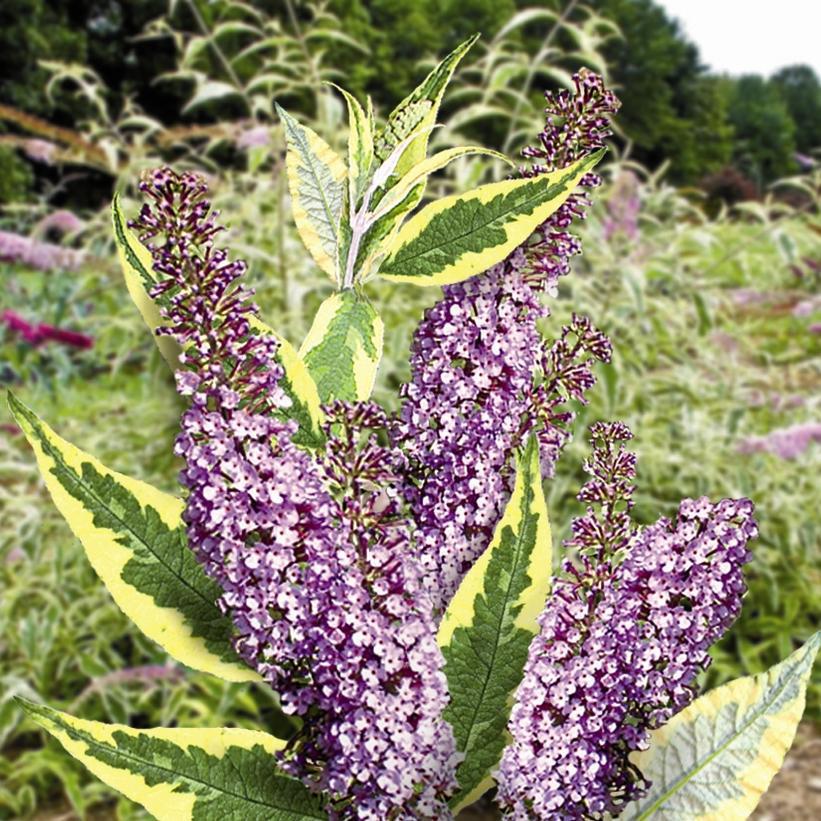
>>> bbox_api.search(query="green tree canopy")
[771,64,821,155]
[724,74,797,185]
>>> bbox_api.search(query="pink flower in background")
[2,309,94,350]
[0,230,86,271]
[738,422,821,460]
[36,210,84,236]
[730,288,772,307]
[810,323,821,334]
[21,138,58,165]
[792,296,821,317]
[602,170,640,241]
[236,125,271,149]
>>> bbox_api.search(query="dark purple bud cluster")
[496,423,757,819]
[522,68,621,296]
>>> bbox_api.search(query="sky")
[656,0,821,77]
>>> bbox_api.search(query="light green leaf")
[379,149,604,286]
[18,700,324,820]
[8,393,257,683]
[374,34,478,182]
[111,193,181,368]
[626,632,821,820]
[328,82,373,207]
[438,436,552,811]
[183,79,242,114]
[276,103,346,283]
[299,289,383,403]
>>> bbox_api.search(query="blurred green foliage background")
[1,1,819,818]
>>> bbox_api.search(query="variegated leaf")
[370,145,513,222]
[438,436,552,811]
[8,393,257,683]
[111,193,181,368]
[299,289,383,403]
[625,632,820,820]
[276,103,346,283]
[352,183,425,282]
[373,34,478,183]
[18,700,324,820]
[248,316,324,448]
[379,149,604,286]
[328,82,373,207]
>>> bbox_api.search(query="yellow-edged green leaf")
[328,82,373,206]
[112,193,181,368]
[350,182,425,283]
[371,145,513,221]
[8,393,257,683]
[625,632,821,821]
[276,103,346,283]
[247,316,325,448]
[299,289,383,403]
[17,700,324,820]
[374,34,478,182]
[438,436,552,811]
[379,149,605,286]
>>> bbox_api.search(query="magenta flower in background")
[2,309,93,350]
[496,423,756,819]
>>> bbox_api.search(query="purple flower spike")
[395,72,619,614]
[522,69,621,296]
[132,169,337,711]
[496,423,757,819]
[299,401,458,819]
[134,172,457,815]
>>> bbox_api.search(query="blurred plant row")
[1,1,819,818]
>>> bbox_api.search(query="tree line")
[1,0,819,205]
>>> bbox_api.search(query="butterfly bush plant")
[11,37,819,820]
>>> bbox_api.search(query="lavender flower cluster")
[132,171,456,818]
[307,402,458,818]
[496,423,757,818]
[128,66,759,821]
[0,228,86,271]
[395,71,618,612]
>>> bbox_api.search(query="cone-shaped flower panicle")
[521,69,621,296]
[133,169,338,709]
[134,170,457,818]
[395,72,618,613]
[299,401,458,819]
[496,422,757,819]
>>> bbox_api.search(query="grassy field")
[1,164,819,818]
